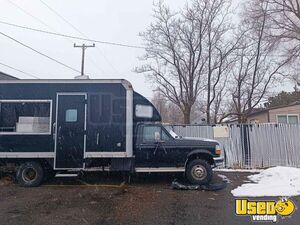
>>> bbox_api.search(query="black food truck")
[0,79,223,187]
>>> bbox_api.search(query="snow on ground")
[231,166,300,197]
[214,168,264,173]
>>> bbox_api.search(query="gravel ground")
[0,171,298,225]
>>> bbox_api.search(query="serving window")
[0,100,52,135]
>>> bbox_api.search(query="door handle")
[57,126,62,141]
[52,123,56,140]
[96,132,100,145]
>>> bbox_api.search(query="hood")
[182,136,220,145]
[172,136,219,149]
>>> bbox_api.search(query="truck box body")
[0,79,161,170]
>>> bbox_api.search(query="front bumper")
[213,156,224,168]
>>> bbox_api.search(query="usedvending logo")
[235,198,296,222]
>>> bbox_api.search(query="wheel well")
[186,153,214,167]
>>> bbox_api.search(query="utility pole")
[73,43,95,76]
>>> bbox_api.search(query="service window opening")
[0,100,52,134]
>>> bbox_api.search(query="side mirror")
[154,132,161,142]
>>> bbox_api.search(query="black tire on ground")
[16,161,44,187]
[186,159,213,185]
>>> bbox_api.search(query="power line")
[0,20,291,56]
[0,31,82,74]
[37,0,138,75]
[39,0,87,38]
[37,1,122,75]
[0,62,39,79]
[2,4,144,49]
[0,20,146,49]
[5,0,106,76]
[6,0,56,32]
[37,0,110,76]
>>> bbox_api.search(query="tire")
[16,161,44,187]
[186,159,213,185]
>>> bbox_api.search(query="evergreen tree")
[268,91,300,107]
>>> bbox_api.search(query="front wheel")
[16,161,44,187]
[186,159,213,185]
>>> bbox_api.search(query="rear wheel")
[186,159,212,185]
[16,161,44,187]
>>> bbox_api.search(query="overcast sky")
[0,0,293,99]
[0,0,186,98]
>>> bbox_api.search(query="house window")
[0,100,52,134]
[277,115,299,124]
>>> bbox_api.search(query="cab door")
[135,124,172,167]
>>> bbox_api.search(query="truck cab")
[134,122,223,185]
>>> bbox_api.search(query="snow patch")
[214,168,264,173]
[231,166,300,197]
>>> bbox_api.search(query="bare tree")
[151,91,183,123]
[227,0,292,123]
[210,76,231,123]
[136,0,234,124]
[265,0,300,55]
[201,0,241,124]
[258,0,300,84]
[293,74,300,86]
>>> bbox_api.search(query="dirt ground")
[0,171,299,225]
